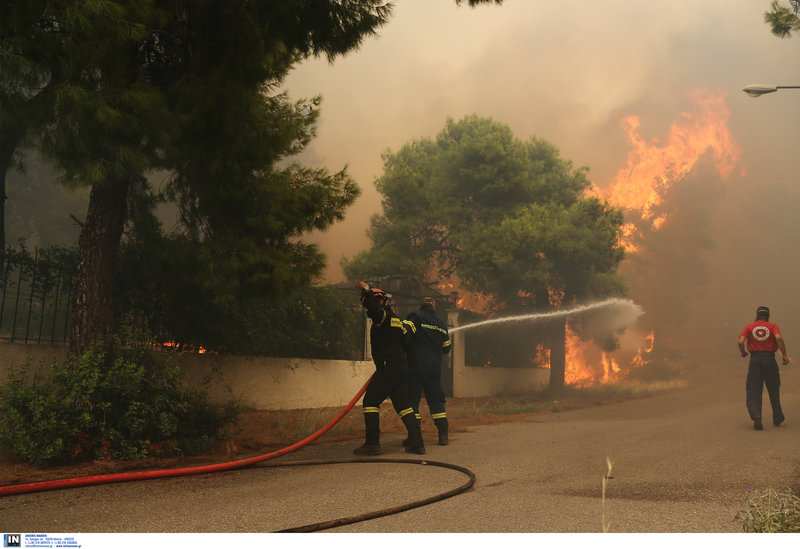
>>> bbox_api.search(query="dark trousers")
[364,358,412,412]
[408,365,446,417]
[745,353,784,422]
[362,358,417,445]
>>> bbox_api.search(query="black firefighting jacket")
[406,308,451,371]
[361,289,414,368]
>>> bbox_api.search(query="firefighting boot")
[401,412,421,447]
[354,408,381,455]
[401,413,425,455]
[434,417,449,446]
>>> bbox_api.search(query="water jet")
[449,298,643,334]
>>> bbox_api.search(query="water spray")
[449,297,643,333]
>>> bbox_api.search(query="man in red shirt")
[738,306,790,430]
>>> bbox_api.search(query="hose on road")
[269,457,476,532]
[0,376,373,497]
[0,375,477,531]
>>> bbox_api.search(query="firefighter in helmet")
[405,296,452,446]
[353,281,425,455]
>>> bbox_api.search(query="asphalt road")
[2,364,798,534]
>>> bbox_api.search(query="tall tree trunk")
[69,179,129,356]
[1,143,16,256]
[535,288,567,392]
[548,317,566,392]
[0,168,6,255]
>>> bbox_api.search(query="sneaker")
[753,417,763,431]
[405,444,426,455]
[353,443,381,455]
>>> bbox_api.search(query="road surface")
[2,364,798,533]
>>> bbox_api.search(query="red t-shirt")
[739,321,781,352]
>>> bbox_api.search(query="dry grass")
[737,488,800,532]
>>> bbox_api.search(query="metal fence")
[0,251,74,344]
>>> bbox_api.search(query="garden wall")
[0,328,549,410]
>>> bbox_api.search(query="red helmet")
[369,288,387,300]
[361,287,387,304]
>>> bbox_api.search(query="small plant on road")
[737,487,800,532]
[602,456,614,532]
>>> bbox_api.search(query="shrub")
[0,344,239,466]
[737,488,800,532]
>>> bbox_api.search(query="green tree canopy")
[1,0,396,354]
[765,0,800,37]
[344,114,626,314]
[1,1,506,356]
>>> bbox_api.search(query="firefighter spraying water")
[352,281,426,455]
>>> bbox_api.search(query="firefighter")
[405,297,452,446]
[352,281,425,455]
[738,306,790,430]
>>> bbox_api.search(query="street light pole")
[742,84,800,98]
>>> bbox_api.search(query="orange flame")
[565,91,741,377]
[562,326,655,387]
[163,341,212,354]
[591,89,741,250]
[433,278,493,315]
[564,325,599,387]
[450,91,738,384]
[631,330,655,367]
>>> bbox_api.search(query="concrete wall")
[0,343,375,410]
[0,343,66,370]
[448,314,550,398]
[180,354,374,410]
[1,332,549,409]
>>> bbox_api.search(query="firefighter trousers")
[409,365,446,418]
[361,358,422,446]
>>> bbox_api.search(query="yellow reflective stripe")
[431,412,447,420]
[403,320,417,334]
[363,407,380,414]
[443,340,451,348]
[398,407,414,418]
[421,323,448,336]
[415,413,422,420]
[390,317,403,329]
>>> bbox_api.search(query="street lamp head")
[743,84,778,98]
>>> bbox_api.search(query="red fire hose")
[0,375,373,497]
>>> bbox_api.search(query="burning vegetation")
[447,89,742,387]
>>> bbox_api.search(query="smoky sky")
[8,1,798,363]
[285,0,800,358]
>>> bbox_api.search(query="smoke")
[572,299,647,350]
[619,157,725,349]
[285,1,799,380]
[290,1,798,285]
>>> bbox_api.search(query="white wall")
[180,354,374,410]
[0,339,549,410]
